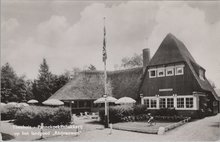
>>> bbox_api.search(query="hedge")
[1,105,20,120]
[99,105,184,123]
[99,105,150,123]
[14,106,71,126]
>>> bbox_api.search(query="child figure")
[147,113,154,124]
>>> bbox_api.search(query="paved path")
[44,114,220,141]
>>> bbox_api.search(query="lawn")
[113,121,175,134]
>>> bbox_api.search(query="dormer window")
[166,66,174,76]
[157,67,165,77]
[149,68,157,78]
[175,65,184,75]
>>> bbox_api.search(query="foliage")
[1,105,20,120]
[133,104,148,115]
[32,59,70,103]
[32,58,53,103]
[1,63,29,102]
[99,105,134,123]
[99,105,184,123]
[87,64,97,71]
[99,105,150,123]
[14,106,71,126]
[154,108,178,116]
[120,53,143,69]
[50,74,69,94]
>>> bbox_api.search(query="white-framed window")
[175,65,184,75]
[167,98,174,108]
[144,99,150,108]
[177,98,184,108]
[143,95,197,110]
[150,99,157,108]
[143,97,157,109]
[157,67,165,77]
[166,66,174,76]
[186,97,193,108]
[159,98,166,108]
[149,68,157,78]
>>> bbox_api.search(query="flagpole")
[103,17,109,128]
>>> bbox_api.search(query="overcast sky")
[1,0,220,87]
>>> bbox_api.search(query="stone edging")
[158,117,191,135]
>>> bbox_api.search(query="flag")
[102,20,107,62]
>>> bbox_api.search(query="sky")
[1,0,220,88]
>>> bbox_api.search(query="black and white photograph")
[1,0,220,141]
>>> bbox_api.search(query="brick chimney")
[143,48,150,72]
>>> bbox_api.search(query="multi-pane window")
[143,96,195,110]
[166,67,174,76]
[177,98,184,108]
[159,98,166,108]
[144,99,150,107]
[186,98,193,108]
[167,98,174,108]
[150,99,157,108]
[149,69,157,78]
[175,66,184,75]
[157,68,165,77]
[149,65,184,78]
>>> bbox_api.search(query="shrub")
[1,105,20,120]
[154,108,178,116]
[133,104,148,115]
[99,105,134,123]
[14,106,71,126]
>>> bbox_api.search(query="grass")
[112,121,175,134]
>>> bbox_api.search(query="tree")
[88,64,97,71]
[33,58,53,103]
[50,74,69,94]
[120,53,143,69]
[25,79,34,101]
[1,63,27,102]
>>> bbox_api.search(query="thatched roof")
[49,67,143,101]
[142,33,219,100]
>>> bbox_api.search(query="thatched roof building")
[50,67,143,101]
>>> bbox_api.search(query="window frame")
[176,96,195,110]
[149,68,157,78]
[144,99,150,108]
[157,67,165,77]
[175,65,184,75]
[167,98,174,108]
[143,95,196,110]
[186,97,194,108]
[177,98,185,108]
[166,66,174,76]
[150,99,157,108]
[159,98,166,108]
